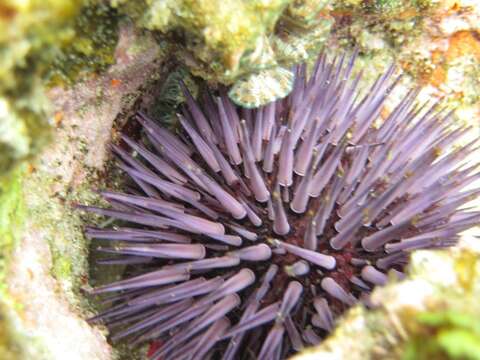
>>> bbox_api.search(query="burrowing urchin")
[79,51,480,360]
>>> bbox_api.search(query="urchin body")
[81,52,480,360]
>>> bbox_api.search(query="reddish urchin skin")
[80,51,480,360]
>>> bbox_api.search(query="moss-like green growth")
[22,170,101,301]
[400,248,480,360]
[146,66,198,126]
[0,302,24,360]
[48,1,120,86]
[335,0,437,13]
[0,0,334,176]
[402,249,480,360]
[0,0,121,178]
[333,0,435,53]
[403,310,480,360]
[0,166,27,359]
[112,0,333,106]
[293,243,480,360]
[0,165,25,296]
[140,0,291,81]
[0,1,78,176]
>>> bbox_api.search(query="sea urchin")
[80,51,480,360]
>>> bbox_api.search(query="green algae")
[0,153,49,360]
[146,66,198,126]
[0,168,25,344]
[0,302,23,360]
[0,0,464,177]
[332,0,439,62]
[0,1,78,176]
[4,165,96,305]
[48,1,120,86]
[0,303,51,360]
[111,0,333,106]
[0,0,121,177]
[0,166,25,297]
[403,310,480,360]
[399,248,480,360]
[0,27,164,357]
[293,243,480,360]
[334,0,438,12]
[0,168,25,360]
[0,163,109,359]
[0,167,51,360]
[140,0,291,81]
[0,0,335,176]
[333,2,431,52]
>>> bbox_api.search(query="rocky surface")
[0,0,479,359]
[1,24,161,359]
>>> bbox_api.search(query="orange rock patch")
[427,30,480,88]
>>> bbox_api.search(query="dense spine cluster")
[80,51,480,360]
